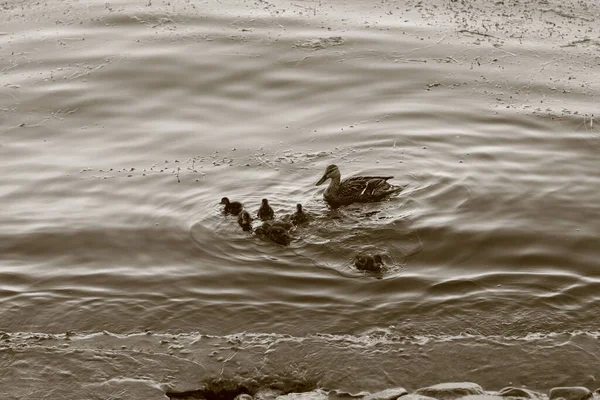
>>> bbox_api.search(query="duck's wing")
[338,176,393,198]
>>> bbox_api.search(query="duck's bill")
[315,175,327,186]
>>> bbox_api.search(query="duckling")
[255,220,293,246]
[354,253,385,272]
[257,198,275,221]
[269,220,293,231]
[290,203,310,225]
[237,209,253,231]
[220,197,243,215]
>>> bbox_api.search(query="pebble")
[255,388,284,400]
[275,389,329,400]
[400,396,440,400]
[549,387,592,400]
[416,382,485,400]
[363,387,408,400]
[498,387,542,399]
[459,396,506,400]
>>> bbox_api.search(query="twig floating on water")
[458,29,497,38]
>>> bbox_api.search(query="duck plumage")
[354,253,385,272]
[255,220,293,246]
[257,198,275,221]
[237,209,253,231]
[290,203,310,225]
[315,164,404,207]
[220,197,243,215]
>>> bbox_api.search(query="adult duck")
[315,164,404,207]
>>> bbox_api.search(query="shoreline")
[2,330,600,398]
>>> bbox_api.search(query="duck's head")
[296,204,303,212]
[240,210,252,224]
[316,165,340,186]
[262,198,269,206]
[220,197,230,205]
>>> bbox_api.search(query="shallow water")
[1,0,599,396]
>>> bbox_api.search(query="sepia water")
[1,0,599,397]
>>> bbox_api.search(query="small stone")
[400,395,439,400]
[460,396,510,400]
[276,389,329,400]
[363,387,408,400]
[549,387,592,400]
[416,382,484,400]
[255,388,284,400]
[499,387,542,399]
[235,395,253,400]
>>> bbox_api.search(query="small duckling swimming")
[220,197,243,215]
[290,203,310,225]
[255,220,293,246]
[237,209,253,231]
[354,253,385,273]
[257,198,275,221]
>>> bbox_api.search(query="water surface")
[1,0,599,396]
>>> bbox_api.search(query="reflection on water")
[0,0,599,393]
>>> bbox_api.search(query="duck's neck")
[327,175,341,194]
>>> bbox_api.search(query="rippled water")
[1,0,599,396]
